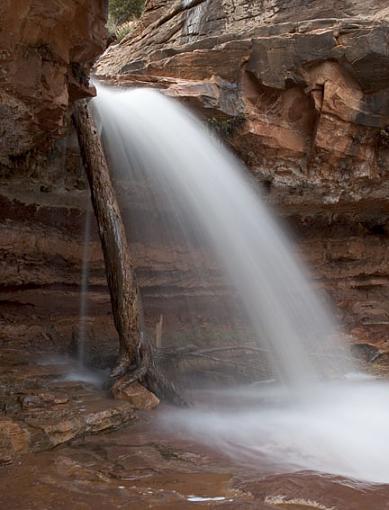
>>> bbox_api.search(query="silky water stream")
[90,83,389,486]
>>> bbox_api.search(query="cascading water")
[91,83,389,484]
[92,83,350,385]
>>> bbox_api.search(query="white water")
[91,84,389,484]
[162,376,389,484]
[92,83,350,385]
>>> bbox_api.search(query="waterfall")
[91,83,351,385]
[90,83,389,484]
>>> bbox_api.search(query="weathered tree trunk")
[72,99,186,405]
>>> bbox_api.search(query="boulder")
[112,381,160,410]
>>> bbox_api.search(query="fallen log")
[72,99,186,406]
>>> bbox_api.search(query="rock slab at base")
[0,351,137,460]
[112,381,160,410]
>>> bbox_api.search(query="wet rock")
[112,381,160,410]
[0,352,137,458]
[54,455,112,482]
[0,418,30,463]
[0,0,112,360]
[19,393,69,409]
[350,343,382,363]
[26,401,136,449]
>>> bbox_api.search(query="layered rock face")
[95,0,389,348]
[0,0,239,361]
[1,0,388,361]
[0,0,108,165]
[0,1,113,357]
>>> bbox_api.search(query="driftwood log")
[72,99,186,405]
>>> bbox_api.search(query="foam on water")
[63,368,105,387]
[161,379,389,484]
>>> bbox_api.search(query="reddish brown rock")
[0,0,388,363]
[0,350,136,456]
[0,418,30,463]
[93,0,389,349]
[19,393,69,410]
[0,0,108,165]
[112,381,160,410]
[95,1,389,201]
[0,1,113,361]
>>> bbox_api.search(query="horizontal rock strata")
[93,0,389,348]
[0,350,135,462]
[0,0,388,361]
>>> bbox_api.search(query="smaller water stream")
[77,207,92,368]
[66,207,105,385]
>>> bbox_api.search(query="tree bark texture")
[73,99,141,365]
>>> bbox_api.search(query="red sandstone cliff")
[0,1,113,358]
[0,0,108,164]
[0,0,388,362]
[95,0,389,349]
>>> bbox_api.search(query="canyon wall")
[0,0,230,361]
[0,0,108,164]
[0,1,114,358]
[95,0,389,349]
[0,0,388,362]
